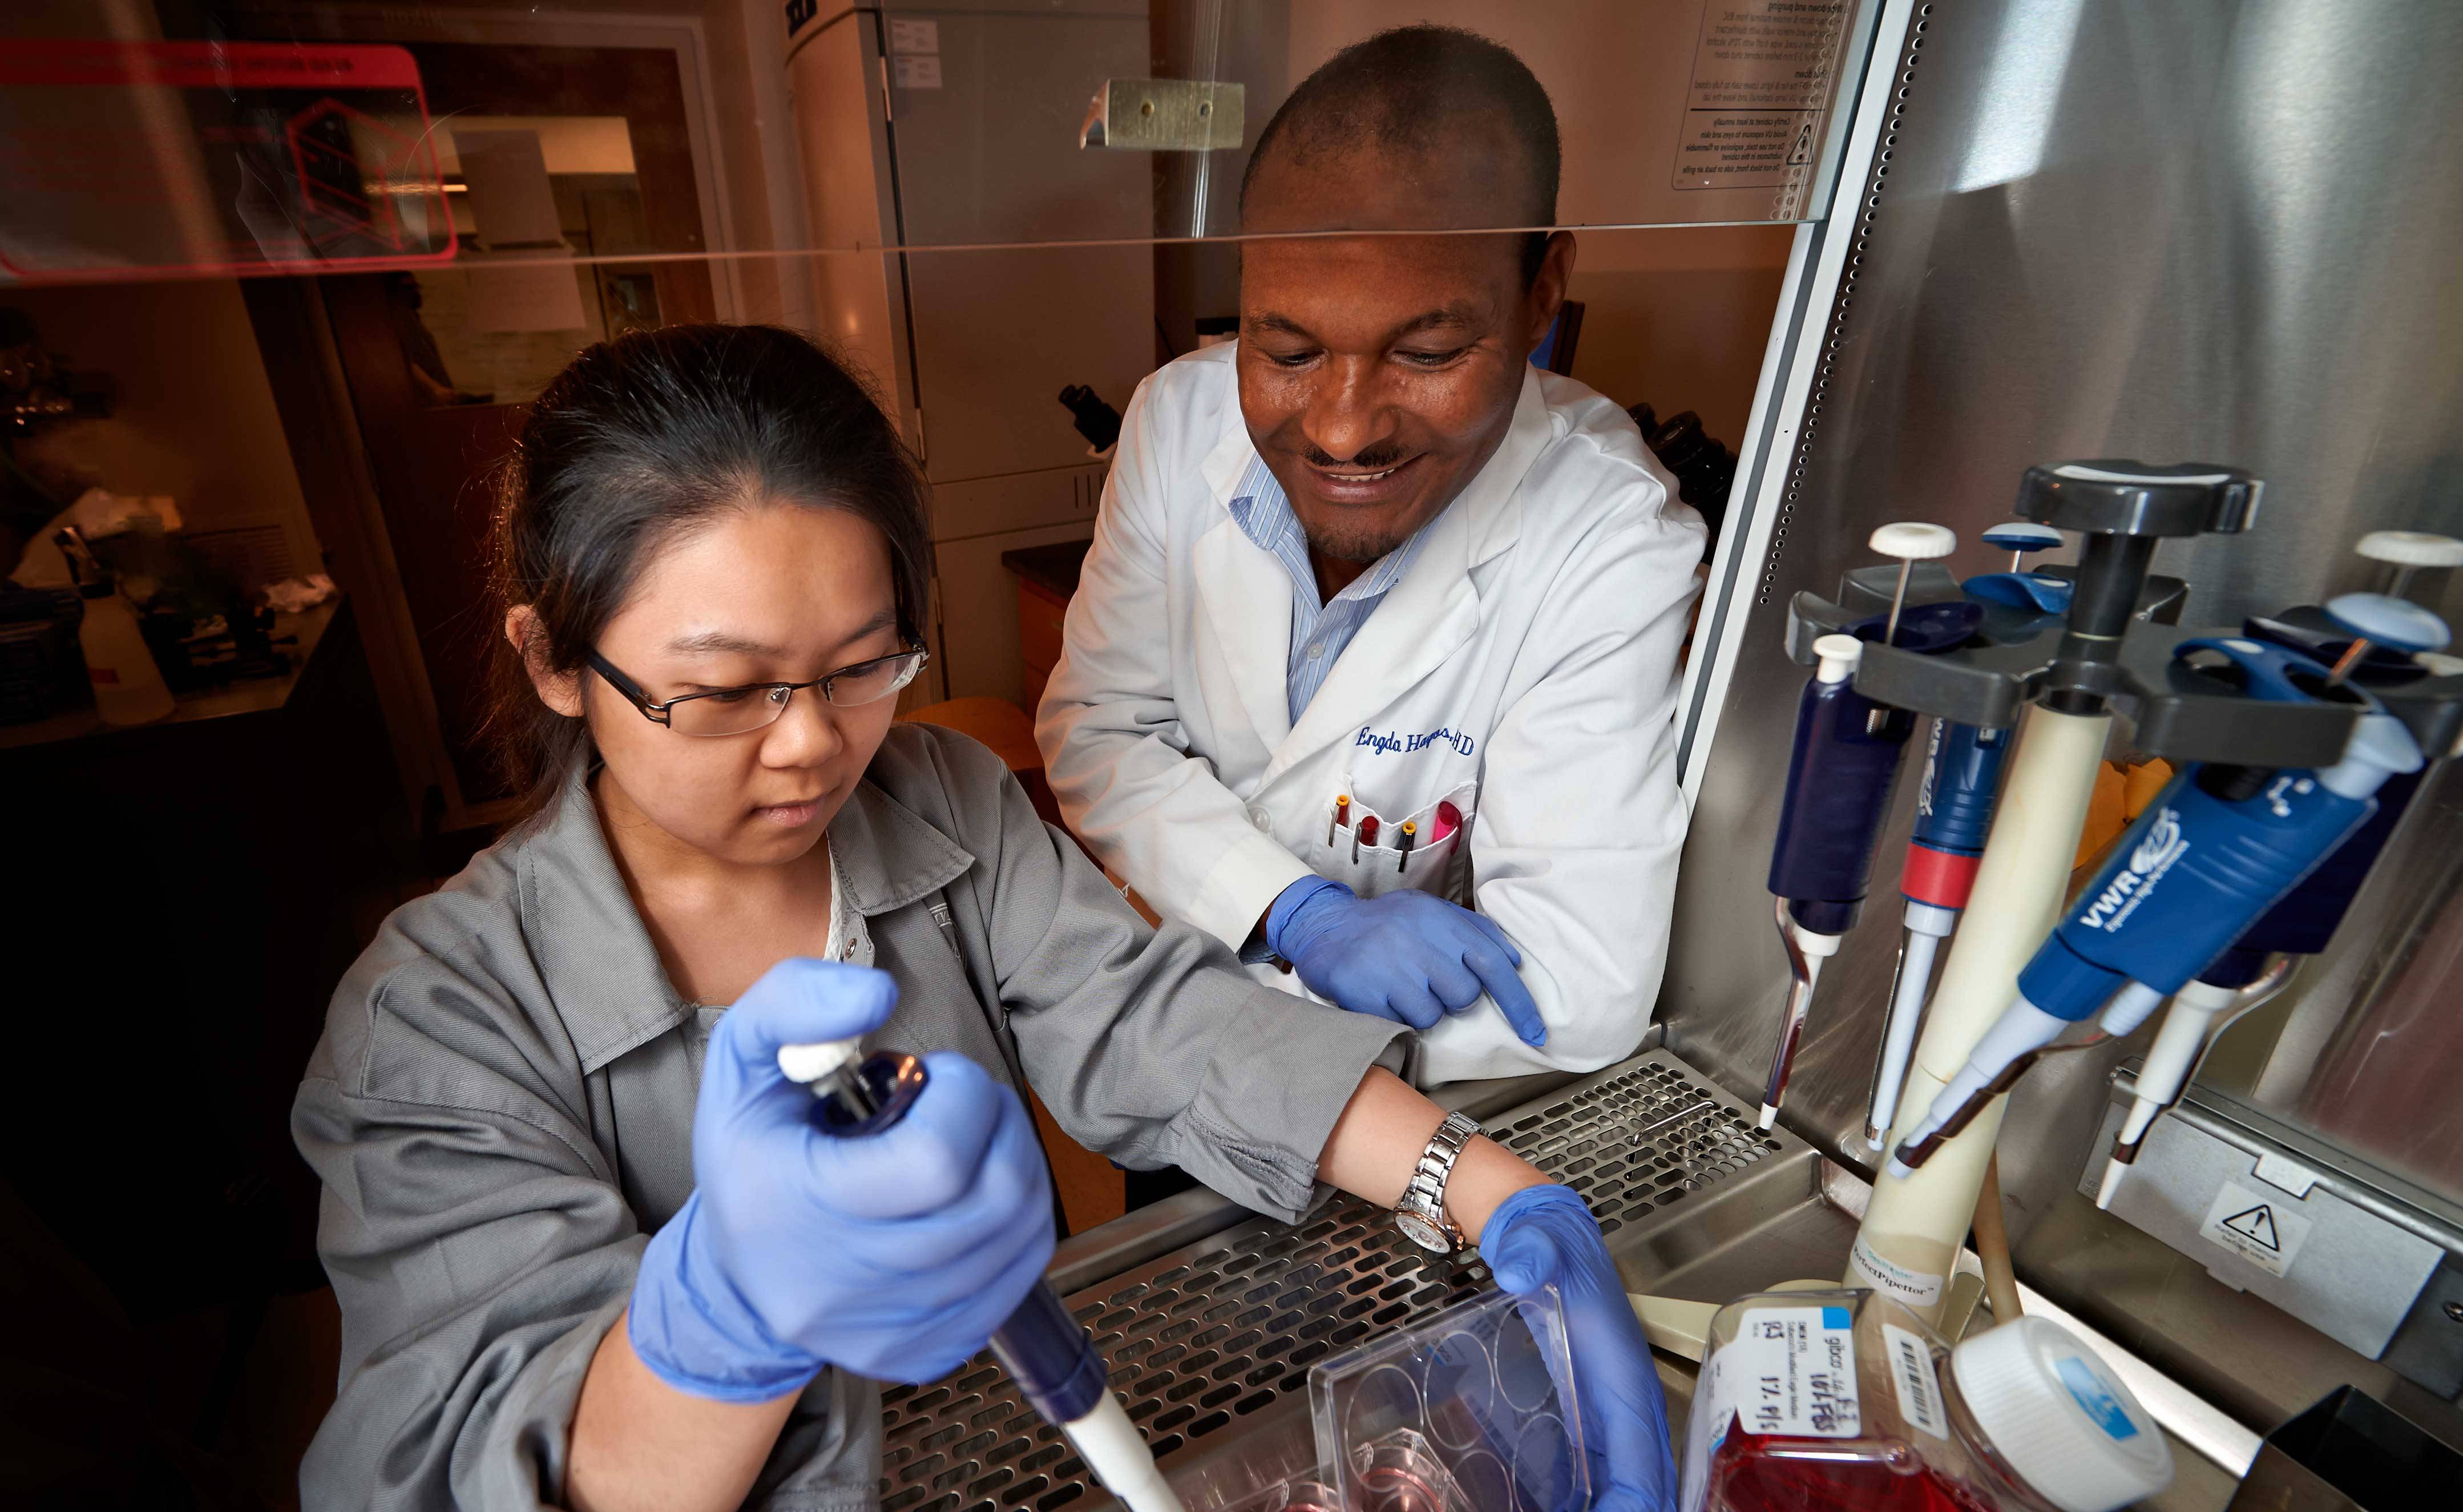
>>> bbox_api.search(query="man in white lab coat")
[1037,26,1706,1084]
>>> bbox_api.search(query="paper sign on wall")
[1672,0,1851,207]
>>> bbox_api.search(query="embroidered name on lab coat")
[1356,725,1476,757]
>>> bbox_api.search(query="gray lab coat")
[293,722,1403,1511]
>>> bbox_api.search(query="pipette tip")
[2094,1158,2127,1210]
[1756,1103,1778,1130]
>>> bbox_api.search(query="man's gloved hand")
[1266,878,1546,1046]
[1481,1183,1677,1512]
[628,959,1057,1401]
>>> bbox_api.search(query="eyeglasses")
[587,646,927,737]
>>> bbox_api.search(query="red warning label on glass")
[0,40,455,281]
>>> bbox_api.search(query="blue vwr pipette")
[1889,613,2441,1179]
[2094,544,2463,1204]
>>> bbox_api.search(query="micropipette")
[780,1040,1186,1512]
[1757,522,1956,1129]
[1859,527,2064,1147]
[2094,541,2462,1205]
[1888,629,2433,1178]
[1864,717,2011,1148]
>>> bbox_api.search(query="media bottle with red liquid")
[1678,1291,2171,1512]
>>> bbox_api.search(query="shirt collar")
[1226,452,1435,607]
[518,757,974,1073]
[1209,357,1552,581]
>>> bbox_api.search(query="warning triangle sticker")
[1786,123,1815,166]
[2222,1204,2280,1251]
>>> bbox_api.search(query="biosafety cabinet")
[6,1,2463,1507]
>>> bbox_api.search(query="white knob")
[2325,592,2450,654]
[1869,521,1956,561]
[778,1038,862,1085]
[1981,522,2064,553]
[2355,530,2463,569]
[1812,633,1864,684]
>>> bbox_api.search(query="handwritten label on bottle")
[1679,1305,1863,1512]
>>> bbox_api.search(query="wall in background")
[6,279,321,574]
[1568,224,1793,445]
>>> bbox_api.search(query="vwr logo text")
[2078,807,2191,932]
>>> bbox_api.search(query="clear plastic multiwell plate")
[1308,1285,1589,1512]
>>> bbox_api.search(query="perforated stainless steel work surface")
[875,1050,1796,1512]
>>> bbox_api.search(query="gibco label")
[1678,1305,1863,1512]
[1883,1324,1947,1438]
[1849,1237,1945,1309]
[2077,806,2191,933]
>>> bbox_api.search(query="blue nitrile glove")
[1266,877,1547,1045]
[627,959,1058,1401]
[1481,1183,1677,1512]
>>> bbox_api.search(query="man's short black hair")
[1240,25,1561,285]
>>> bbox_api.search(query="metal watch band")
[1395,1111,1481,1249]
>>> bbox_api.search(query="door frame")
[233,3,744,325]
[235,4,750,834]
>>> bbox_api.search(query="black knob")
[2015,460,2262,537]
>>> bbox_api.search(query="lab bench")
[878,1044,2246,1512]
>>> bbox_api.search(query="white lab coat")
[1036,345,1705,1082]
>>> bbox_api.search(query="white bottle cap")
[1949,1317,2173,1512]
[2355,529,2463,569]
[1870,521,1957,560]
[778,1038,863,1086]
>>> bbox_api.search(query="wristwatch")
[1394,1111,1481,1252]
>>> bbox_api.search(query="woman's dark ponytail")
[487,324,931,819]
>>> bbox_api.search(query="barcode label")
[1883,1323,1947,1439]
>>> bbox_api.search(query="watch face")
[1396,1211,1451,1252]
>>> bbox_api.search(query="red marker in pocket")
[1354,814,1378,865]
[1430,801,1463,844]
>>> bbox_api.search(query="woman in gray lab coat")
[293,325,1673,1512]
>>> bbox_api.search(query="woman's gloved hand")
[1480,1183,1677,1512]
[627,959,1057,1402]
[1266,877,1546,1046]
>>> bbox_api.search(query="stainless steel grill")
[875,1050,1792,1512]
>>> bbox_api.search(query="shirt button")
[1247,804,1271,831]
[1306,639,1325,656]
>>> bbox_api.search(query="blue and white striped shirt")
[1225,452,1434,725]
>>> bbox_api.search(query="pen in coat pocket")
[1327,793,1349,847]
[1395,820,1417,875]
[1354,815,1378,866]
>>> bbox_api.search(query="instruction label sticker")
[2200,1181,2314,1277]
[1672,1,1850,197]
[1850,1236,1945,1310]
[1883,1323,1947,1438]
[1678,1305,1863,1512]
[892,54,943,90]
